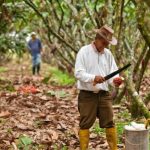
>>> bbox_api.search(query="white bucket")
[125,129,149,150]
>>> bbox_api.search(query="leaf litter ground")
[0,60,149,150]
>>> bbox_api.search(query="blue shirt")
[28,39,42,56]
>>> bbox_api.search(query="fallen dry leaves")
[0,62,149,150]
[0,76,83,149]
[0,74,127,150]
[0,111,11,118]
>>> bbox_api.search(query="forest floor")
[0,56,149,150]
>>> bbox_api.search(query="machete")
[104,63,131,80]
[93,63,131,86]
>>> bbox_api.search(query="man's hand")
[113,77,124,87]
[93,75,105,86]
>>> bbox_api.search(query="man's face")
[94,38,109,53]
[31,34,36,40]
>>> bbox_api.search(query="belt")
[80,90,108,94]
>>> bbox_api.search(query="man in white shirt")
[75,25,123,150]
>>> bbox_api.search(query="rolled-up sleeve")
[74,49,95,83]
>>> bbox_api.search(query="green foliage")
[42,76,51,84]
[53,144,68,150]
[0,118,7,126]
[46,90,56,96]
[62,145,68,150]
[4,84,15,92]
[7,128,13,135]
[92,122,105,135]
[46,90,68,98]
[92,121,128,136]
[0,32,27,57]
[45,67,75,86]
[56,90,68,98]
[0,78,15,92]
[17,135,32,150]
[0,1,33,57]
[115,109,132,143]
[33,120,44,128]
[118,109,131,121]
[116,122,127,144]
[124,1,136,19]
[0,67,8,73]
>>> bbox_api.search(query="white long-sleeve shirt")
[74,43,119,92]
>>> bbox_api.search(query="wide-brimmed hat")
[95,25,117,45]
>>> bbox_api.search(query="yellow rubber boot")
[79,129,89,150]
[106,127,118,150]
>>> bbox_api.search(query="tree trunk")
[126,79,150,118]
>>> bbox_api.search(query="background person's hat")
[95,25,117,45]
[30,32,36,36]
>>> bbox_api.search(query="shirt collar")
[91,41,105,54]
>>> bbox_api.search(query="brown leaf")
[47,129,59,140]
[16,124,33,131]
[72,127,79,139]
[100,142,108,149]
[12,142,18,150]
[38,113,46,118]
[40,95,48,101]
[0,111,11,118]
[22,101,35,108]
[90,133,97,139]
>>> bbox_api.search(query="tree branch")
[135,48,150,92]
[126,79,150,118]
[83,0,97,27]
[23,0,77,53]
[56,0,65,33]
[133,44,148,75]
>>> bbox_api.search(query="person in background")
[75,25,123,150]
[28,32,42,76]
